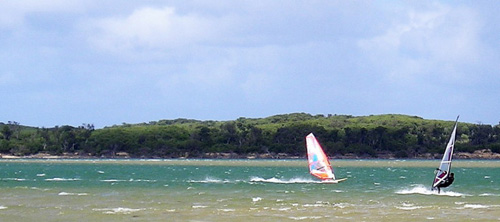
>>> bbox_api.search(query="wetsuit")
[436,173,454,193]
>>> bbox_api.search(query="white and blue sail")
[432,116,459,189]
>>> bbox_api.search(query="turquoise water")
[0,159,499,221]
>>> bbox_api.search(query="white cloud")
[86,6,222,53]
[358,3,482,84]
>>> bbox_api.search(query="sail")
[432,116,459,188]
[306,133,335,180]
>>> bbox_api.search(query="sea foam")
[395,185,466,197]
[58,192,88,196]
[45,178,81,181]
[250,177,322,184]
[187,177,234,184]
[93,207,144,214]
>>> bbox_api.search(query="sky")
[1,1,499,128]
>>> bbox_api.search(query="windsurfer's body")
[434,172,455,193]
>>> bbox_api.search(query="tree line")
[1,114,499,158]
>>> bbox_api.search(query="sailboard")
[432,116,459,189]
[306,133,347,183]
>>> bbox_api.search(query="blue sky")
[1,1,499,128]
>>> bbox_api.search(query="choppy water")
[0,159,499,221]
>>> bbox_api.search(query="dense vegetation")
[1,114,499,158]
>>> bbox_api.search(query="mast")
[432,115,459,189]
[306,133,335,180]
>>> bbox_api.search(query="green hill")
[1,114,499,158]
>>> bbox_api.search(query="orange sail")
[306,133,335,181]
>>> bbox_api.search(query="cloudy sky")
[1,1,499,128]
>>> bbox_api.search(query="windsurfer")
[436,172,455,193]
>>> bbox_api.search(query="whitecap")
[252,197,262,202]
[289,216,323,220]
[3,178,27,181]
[217,208,235,212]
[303,203,324,207]
[187,177,229,184]
[396,203,424,210]
[93,207,143,214]
[274,207,291,211]
[58,192,88,196]
[192,205,207,209]
[0,206,7,210]
[303,201,330,207]
[479,193,500,197]
[397,206,423,210]
[36,174,46,177]
[395,185,466,197]
[250,177,322,184]
[461,204,490,209]
[45,178,81,181]
[100,179,126,182]
[332,203,349,209]
[129,179,157,182]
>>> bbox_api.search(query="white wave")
[2,178,27,181]
[0,206,7,210]
[187,177,232,184]
[479,193,500,197]
[250,177,323,184]
[44,178,81,181]
[36,174,46,177]
[217,208,235,212]
[396,206,423,210]
[58,192,88,196]
[303,201,349,209]
[192,205,208,209]
[289,216,323,220]
[396,203,425,210]
[273,207,291,211]
[395,185,466,197]
[461,204,491,209]
[100,179,156,183]
[100,179,126,182]
[93,207,144,214]
[252,197,262,202]
[128,179,157,182]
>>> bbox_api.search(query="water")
[0,159,499,221]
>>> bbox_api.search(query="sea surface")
[0,159,499,221]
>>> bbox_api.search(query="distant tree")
[1,125,12,141]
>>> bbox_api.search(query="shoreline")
[1,149,499,160]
